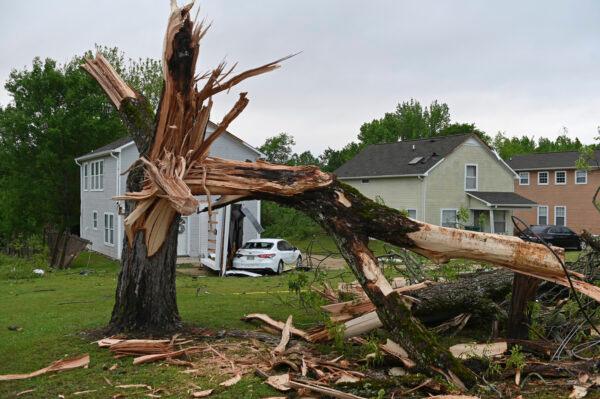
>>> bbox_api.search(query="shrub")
[261,201,323,240]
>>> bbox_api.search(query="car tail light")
[258,253,276,258]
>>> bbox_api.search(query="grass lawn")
[0,252,360,398]
[0,245,585,398]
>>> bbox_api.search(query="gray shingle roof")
[334,134,476,178]
[467,191,537,206]
[76,136,133,160]
[507,150,600,170]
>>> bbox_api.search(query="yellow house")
[335,134,536,234]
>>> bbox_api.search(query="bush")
[261,201,323,240]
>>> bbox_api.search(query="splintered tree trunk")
[270,181,477,386]
[108,167,182,333]
[507,274,541,340]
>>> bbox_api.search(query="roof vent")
[412,144,416,151]
[408,156,423,165]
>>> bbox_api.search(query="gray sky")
[1,0,599,154]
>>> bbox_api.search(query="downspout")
[419,175,427,222]
[75,159,83,237]
[110,151,122,259]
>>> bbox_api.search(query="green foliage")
[363,335,385,367]
[258,132,296,164]
[261,201,323,240]
[457,206,470,224]
[493,129,585,160]
[506,345,526,371]
[0,48,162,242]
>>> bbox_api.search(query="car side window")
[559,227,572,234]
[282,241,293,251]
[547,228,557,234]
[277,241,286,251]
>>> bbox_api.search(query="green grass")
[0,245,585,398]
[0,252,359,398]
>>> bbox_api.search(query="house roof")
[75,121,262,162]
[334,134,485,178]
[467,191,537,207]
[507,150,600,171]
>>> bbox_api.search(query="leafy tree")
[439,123,491,144]
[357,112,402,145]
[258,132,296,164]
[493,129,584,160]
[320,142,363,172]
[0,49,162,241]
[290,150,321,166]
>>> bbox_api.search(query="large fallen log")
[313,269,514,340]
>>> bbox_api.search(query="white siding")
[79,131,262,260]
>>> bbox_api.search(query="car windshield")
[242,242,274,250]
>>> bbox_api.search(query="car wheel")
[277,260,284,275]
[296,256,302,269]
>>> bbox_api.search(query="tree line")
[0,50,595,245]
[259,99,592,171]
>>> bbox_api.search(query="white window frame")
[83,163,89,191]
[90,160,104,191]
[493,210,507,234]
[537,205,548,225]
[104,212,115,246]
[554,170,567,185]
[518,171,530,186]
[407,208,417,220]
[464,164,478,191]
[440,208,458,228]
[538,171,549,185]
[575,170,588,185]
[554,206,567,226]
[92,210,98,230]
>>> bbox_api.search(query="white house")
[75,122,263,273]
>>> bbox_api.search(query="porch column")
[489,209,495,234]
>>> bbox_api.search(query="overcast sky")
[1,1,599,154]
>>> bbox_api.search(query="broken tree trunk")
[83,1,600,386]
[507,274,541,340]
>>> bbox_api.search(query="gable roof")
[335,134,485,178]
[507,150,600,171]
[75,121,262,162]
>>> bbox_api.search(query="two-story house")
[508,150,600,234]
[75,122,264,273]
[335,134,536,234]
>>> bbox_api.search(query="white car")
[232,239,302,274]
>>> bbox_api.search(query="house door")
[177,217,189,256]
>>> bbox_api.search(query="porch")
[465,191,537,234]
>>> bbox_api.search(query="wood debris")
[272,315,293,355]
[242,313,309,340]
[191,389,213,398]
[449,342,508,359]
[0,354,89,381]
[219,373,241,387]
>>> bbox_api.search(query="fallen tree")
[83,1,600,388]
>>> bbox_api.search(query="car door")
[280,240,295,263]
[561,227,578,249]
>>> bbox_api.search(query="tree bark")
[413,270,513,325]
[108,165,181,333]
[507,274,541,340]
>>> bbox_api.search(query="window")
[277,240,294,251]
[555,171,566,185]
[538,171,549,185]
[493,210,506,234]
[361,179,370,183]
[576,170,588,184]
[92,211,98,229]
[104,213,114,245]
[407,209,417,219]
[554,206,566,226]
[441,209,458,228]
[537,206,548,225]
[90,160,104,190]
[519,172,529,185]
[465,164,478,191]
[83,163,89,191]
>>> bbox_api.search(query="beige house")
[335,134,536,234]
